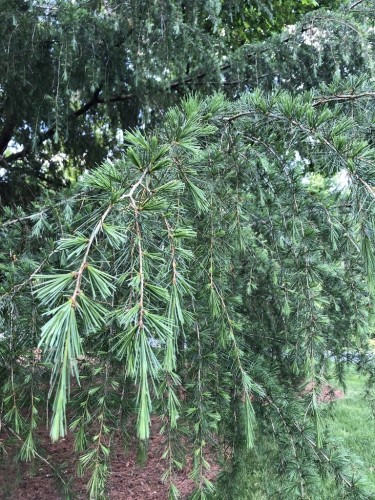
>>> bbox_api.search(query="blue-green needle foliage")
[1,88,375,498]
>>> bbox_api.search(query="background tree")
[1,0,342,204]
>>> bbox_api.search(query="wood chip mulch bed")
[0,384,343,499]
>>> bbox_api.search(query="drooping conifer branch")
[2,90,375,498]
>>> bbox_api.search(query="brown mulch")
[0,419,219,500]
[108,419,219,500]
[303,382,345,403]
[0,384,343,499]
[318,385,344,403]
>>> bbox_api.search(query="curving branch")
[223,91,375,123]
[349,0,366,8]
[169,64,231,90]
[70,168,148,305]
[1,86,134,166]
[312,91,375,106]
[0,117,16,156]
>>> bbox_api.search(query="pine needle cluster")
[1,86,375,498]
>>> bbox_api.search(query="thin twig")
[7,426,69,490]
[1,195,80,227]
[223,91,375,123]
[313,91,375,107]
[349,0,365,9]
[70,169,148,305]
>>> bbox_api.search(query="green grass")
[327,368,375,488]
[214,366,375,499]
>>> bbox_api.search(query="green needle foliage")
[1,86,375,499]
[0,0,363,204]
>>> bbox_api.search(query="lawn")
[215,365,375,499]
[324,367,375,493]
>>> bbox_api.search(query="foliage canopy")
[1,1,375,499]
[0,0,347,203]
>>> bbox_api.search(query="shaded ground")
[303,381,344,403]
[0,384,342,499]
[0,419,219,500]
